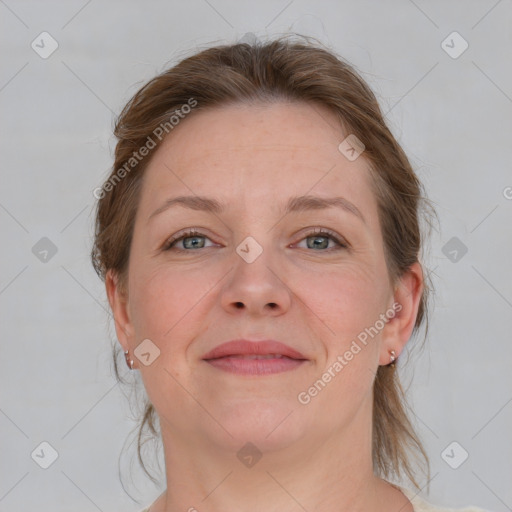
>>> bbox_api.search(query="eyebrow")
[148,194,366,224]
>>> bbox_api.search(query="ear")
[379,261,424,365]
[105,269,135,355]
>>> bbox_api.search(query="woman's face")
[109,101,421,454]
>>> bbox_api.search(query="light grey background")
[1,1,511,511]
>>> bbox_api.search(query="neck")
[147,404,410,512]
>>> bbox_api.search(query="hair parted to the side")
[92,34,437,491]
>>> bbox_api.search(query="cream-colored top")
[139,483,491,512]
[395,483,491,511]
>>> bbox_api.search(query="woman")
[92,37,489,512]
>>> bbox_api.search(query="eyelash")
[163,228,348,252]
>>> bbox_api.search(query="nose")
[220,247,292,317]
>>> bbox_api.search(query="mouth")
[202,340,308,376]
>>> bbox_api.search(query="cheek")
[297,264,388,400]
[296,265,385,410]
[129,264,210,339]
[127,264,213,406]
[296,259,387,333]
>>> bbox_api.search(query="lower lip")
[204,356,306,375]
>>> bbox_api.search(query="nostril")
[235,302,244,309]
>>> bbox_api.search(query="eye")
[162,227,348,252]
[295,228,348,251]
[163,229,215,251]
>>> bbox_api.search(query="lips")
[202,339,307,360]
[202,339,308,375]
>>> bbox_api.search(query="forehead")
[138,101,379,229]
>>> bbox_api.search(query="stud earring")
[389,349,397,367]
[124,349,134,370]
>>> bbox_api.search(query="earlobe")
[105,269,134,352]
[379,262,424,366]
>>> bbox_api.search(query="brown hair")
[92,35,436,490]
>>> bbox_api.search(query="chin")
[210,400,305,452]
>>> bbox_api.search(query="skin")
[107,101,423,512]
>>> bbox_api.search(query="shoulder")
[396,484,493,512]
